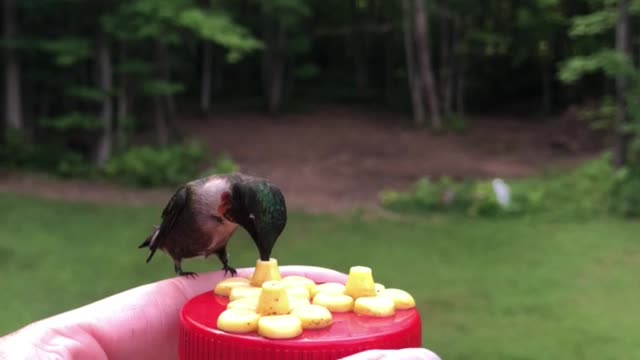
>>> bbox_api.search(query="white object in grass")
[492,178,511,208]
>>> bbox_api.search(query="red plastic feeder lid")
[179,291,422,360]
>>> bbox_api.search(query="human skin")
[0,266,440,360]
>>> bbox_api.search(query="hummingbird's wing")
[145,185,189,262]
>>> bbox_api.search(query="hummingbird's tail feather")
[140,226,160,263]
[138,238,150,248]
[146,248,157,263]
[138,226,158,248]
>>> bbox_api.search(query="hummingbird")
[138,173,287,278]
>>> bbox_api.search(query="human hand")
[0,266,440,360]
[339,348,442,360]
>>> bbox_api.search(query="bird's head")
[221,179,287,261]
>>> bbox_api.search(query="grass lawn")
[1,192,639,359]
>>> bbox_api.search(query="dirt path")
[0,105,602,213]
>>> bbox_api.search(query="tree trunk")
[115,42,129,152]
[262,15,286,114]
[351,0,368,96]
[440,16,453,117]
[166,91,180,140]
[154,41,170,146]
[402,0,426,127]
[3,0,23,131]
[384,31,395,105]
[95,30,113,167]
[353,39,368,96]
[116,83,128,152]
[200,40,213,115]
[614,0,631,168]
[213,46,224,97]
[456,51,466,116]
[153,96,169,147]
[38,86,51,122]
[453,15,465,116]
[541,56,552,114]
[413,0,442,130]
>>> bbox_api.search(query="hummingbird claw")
[174,262,198,278]
[222,265,237,277]
[178,271,198,278]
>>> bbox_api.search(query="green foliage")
[576,96,616,131]
[53,152,95,178]
[558,50,637,83]
[559,0,640,209]
[0,130,38,168]
[511,155,615,217]
[201,153,240,176]
[288,34,312,54]
[39,112,103,131]
[104,0,261,62]
[568,9,616,37]
[114,59,152,76]
[381,155,621,218]
[260,0,311,27]
[443,114,470,133]
[141,80,185,97]
[38,38,91,66]
[293,63,320,80]
[610,166,640,217]
[102,141,207,187]
[177,8,263,62]
[381,176,537,218]
[0,129,94,178]
[66,86,109,103]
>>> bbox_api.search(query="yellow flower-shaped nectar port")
[344,266,376,299]
[227,297,259,311]
[285,286,311,300]
[281,276,317,294]
[291,304,333,329]
[258,315,303,339]
[229,286,262,301]
[312,292,354,312]
[379,288,416,310]
[353,296,396,317]
[214,277,251,297]
[288,297,311,311]
[256,280,291,316]
[250,258,282,287]
[216,308,261,333]
[311,282,346,297]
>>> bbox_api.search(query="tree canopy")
[1,0,639,173]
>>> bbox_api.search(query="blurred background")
[1,0,639,358]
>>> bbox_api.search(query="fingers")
[0,266,348,360]
[79,265,347,359]
[339,348,443,360]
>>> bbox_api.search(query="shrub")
[443,113,470,134]
[102,141,207,187]
[1,129,94,178]
[1,129,38,168]
[610,166,640,217]
[380,154,621,218]
[201,153,240,176]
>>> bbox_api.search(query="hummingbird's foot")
[215,247,236,277]
[174,262,198,278]
[222,264,237,277]
[178,271,198,278]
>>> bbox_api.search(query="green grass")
[1,193,640,359]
